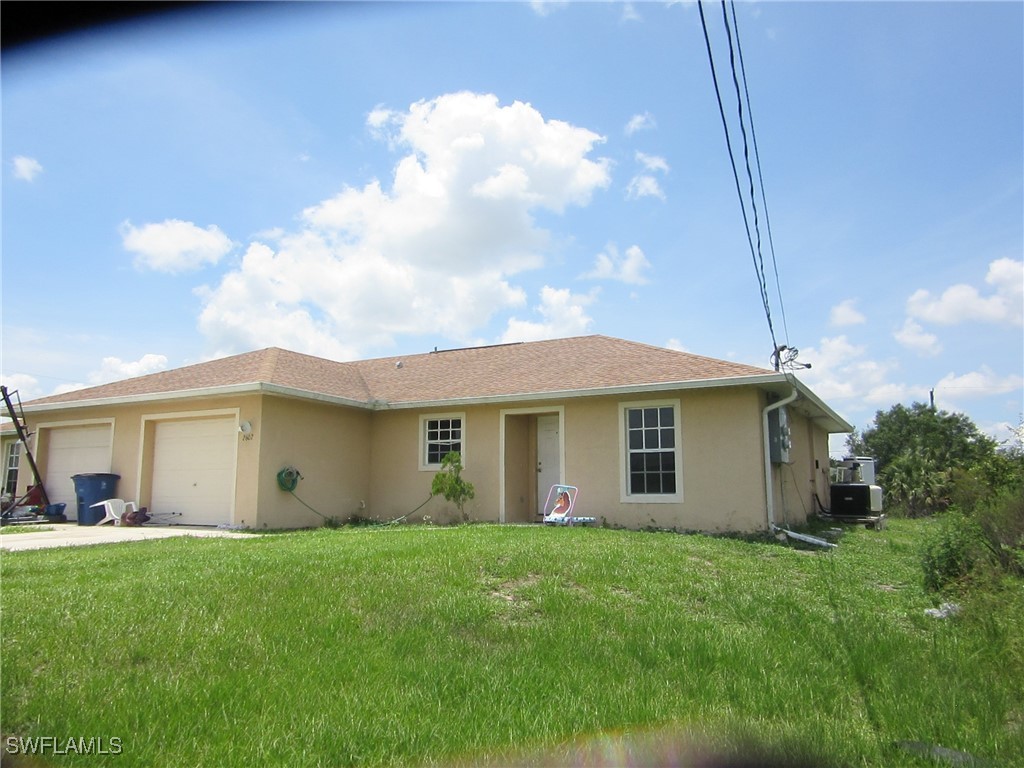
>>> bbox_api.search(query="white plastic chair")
[90,498,138,526]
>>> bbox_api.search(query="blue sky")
[3,1,1022,453]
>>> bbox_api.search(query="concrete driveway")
[1,523,255,552]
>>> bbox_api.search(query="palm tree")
[881,449,950,517]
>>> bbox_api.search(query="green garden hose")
[276,466,326,520]
[277,466,301,492]
[276,466,430,525]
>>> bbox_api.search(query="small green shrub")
[922,488,1024,592]
[949,453,1024,512]
[974,491,1024,577]
[948,467,990,512]
[921,512,984,592]
[430,451,475,522]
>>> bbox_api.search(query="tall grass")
[1,521,1021,766]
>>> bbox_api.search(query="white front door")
[536,414,561,514]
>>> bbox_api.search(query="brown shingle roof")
[25,347,371,407]
[24,335,773,410]
[357,335,770,404]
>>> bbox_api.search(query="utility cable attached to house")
[698,0,815,381]
[726,0,791,349]
[698,0,777,359]
[720,0,774,350]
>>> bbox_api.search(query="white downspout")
[762,387,798,531]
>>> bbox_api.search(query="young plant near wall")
[430,452,475,523]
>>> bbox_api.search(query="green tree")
[883,448,951,517]
[847,402,997,476]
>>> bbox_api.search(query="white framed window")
[4,441,21,496]
[419,413,466,470]
[619,399,682,503]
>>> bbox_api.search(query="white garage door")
[44,424,113,521]
[151,417,236,526]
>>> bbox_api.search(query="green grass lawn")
[1,521,1021,767]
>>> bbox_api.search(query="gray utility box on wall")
[767,405,791,464]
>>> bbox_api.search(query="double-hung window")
[620,400,682,502]
[420,414,465,470]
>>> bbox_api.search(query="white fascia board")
[22,383,374,414]
[19,371,853,433]
[21,383,264,413]
[385,374,853,433]
[787,377,854,434]
[378,373,788,411]
[257,383,374,410]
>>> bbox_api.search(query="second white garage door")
[151,417,236,526]
[44,424,114,521]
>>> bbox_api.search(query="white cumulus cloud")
[829,299,866,327]
[0,373,42,401]
[800,333,1022,440]
[12,155,43,182]
[626,175,665,201]
[624,112,656,136]
[906,258,1023,326]
[529,0,569,16]
[198,92,611,359]
[627,151,668,200]
[32,354,170,398]
[582,243,651,284]
[893,318,942,357]
[798,335,917,410]
[121,219,235,274]
[502,286,597,343]
[935,366,1024,407]
[928,368,1024,441]
[635,151,669,174]
[90,354,169,384]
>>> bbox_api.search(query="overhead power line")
[726,1,791,348]
[719,1,773,342]
[698,0,796,371]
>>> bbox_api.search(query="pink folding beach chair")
[542,484,594,526]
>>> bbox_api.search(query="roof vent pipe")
[762,387,798,531]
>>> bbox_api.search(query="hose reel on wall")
[277,466,302,492]
[276,466,329,521]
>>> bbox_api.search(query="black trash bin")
[72,473,120,525]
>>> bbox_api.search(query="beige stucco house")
[4,335,851,532]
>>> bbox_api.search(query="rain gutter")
[762,385,837,549]
[762,386,799,530]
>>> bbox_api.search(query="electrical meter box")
[768,405,791,464]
